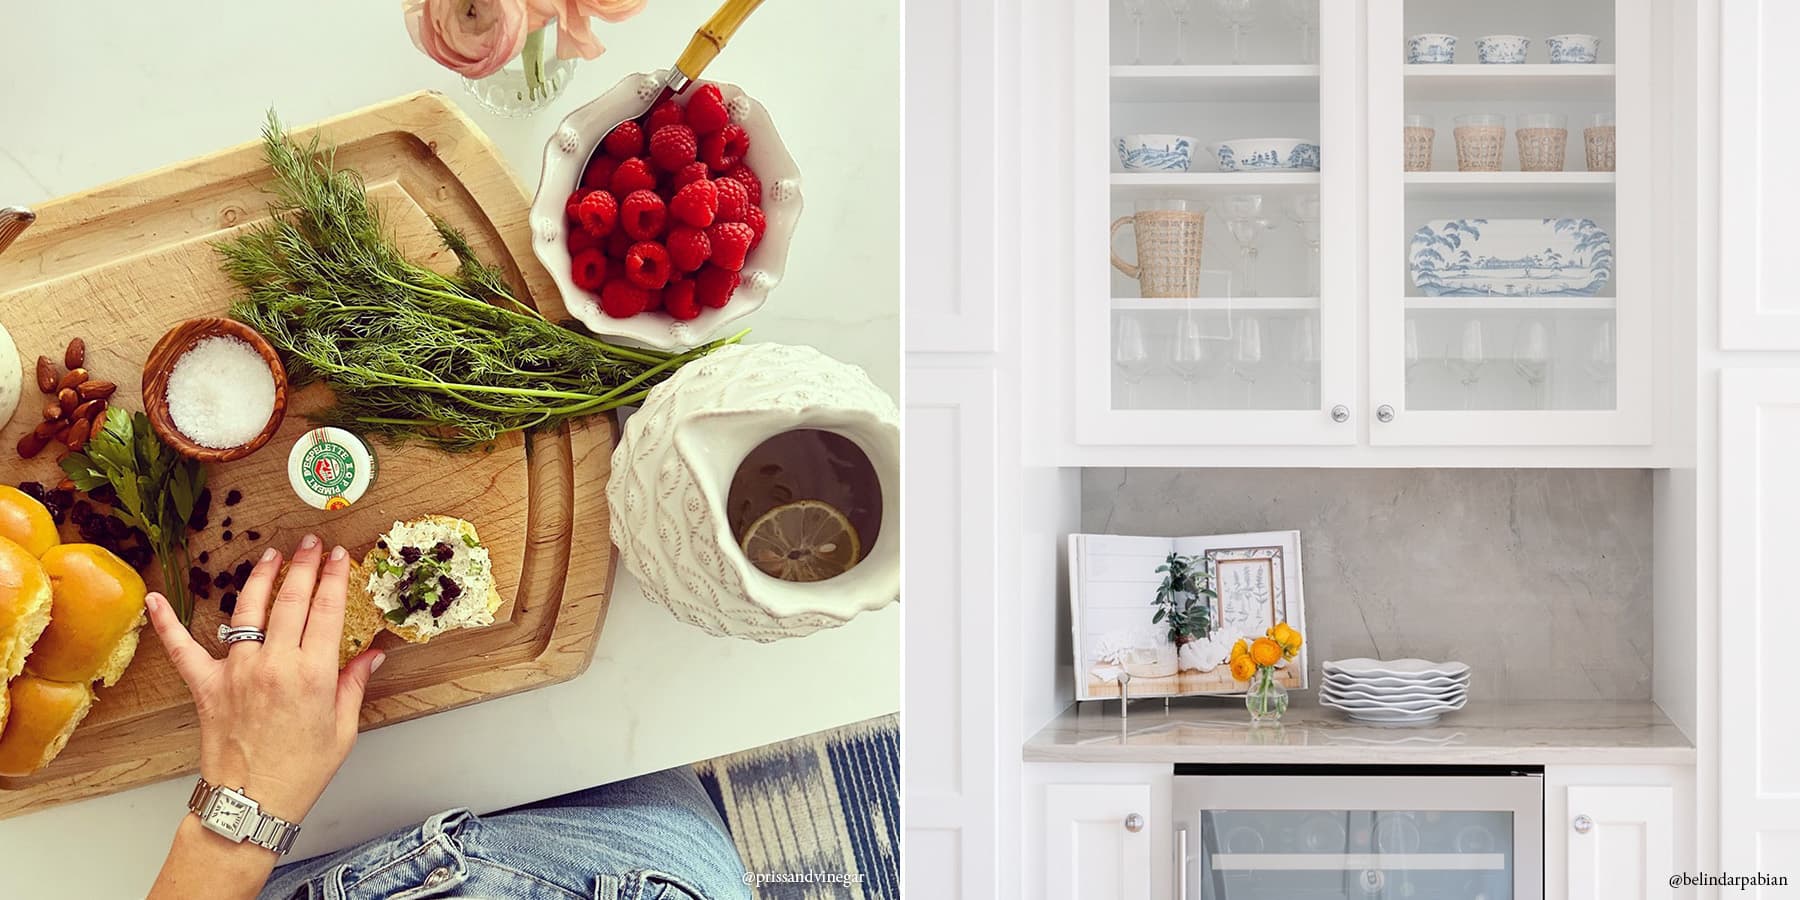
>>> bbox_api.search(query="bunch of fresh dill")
[217,112,742,451]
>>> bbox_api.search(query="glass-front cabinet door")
[1075,0,1359,445]
[1365,0,1651,445]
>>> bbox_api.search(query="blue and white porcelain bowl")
[1116,133,1196,172]
[1476,34,1531,63]
[1207,138,1322,172]
[1546,33,1601,64]
[1406,33,1457,64]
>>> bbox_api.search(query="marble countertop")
[0,2,899,896]
[1025,698,1696,766]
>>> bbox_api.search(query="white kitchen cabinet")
[1719,0,1800,349]
[1045,783,1156,900]
[1562,785,1672,900]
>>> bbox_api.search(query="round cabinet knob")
[1331,404,1350,423]
[1376,404,1396,423]
[1572,814,1594,834]
[1124,813,1145,833]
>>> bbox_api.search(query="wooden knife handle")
[673,0,766,84]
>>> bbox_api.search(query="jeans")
[259,768,752,900]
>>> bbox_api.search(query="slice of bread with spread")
[361,515,502,644]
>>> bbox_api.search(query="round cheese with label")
[287,427,376,511]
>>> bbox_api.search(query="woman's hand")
[149,535,385,822]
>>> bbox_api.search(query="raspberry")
[743,205,767,249]
[570,249,607,292]
[647,99,685,133]
[649,124,698,172]
[620,190,667,241]
[724,163,762,205]
[569,225,600,255]
[645,282,669,312]
[700,123,749,172]
[574,190,618,237]
[684,83,731,135]
[707,222,754,271]
[600,280,649,317]
[671,161,711,192]
[582,156,619,191]
[667,226,711,272]
[606,228,634,259]
[695,264,740,309]
[664,278,701,320]
[713,177,749,223]
[624,241,672,289]
[669,179,718,229]
[565,189,590,223]
[609,157,657,196]
[602,121,645,158]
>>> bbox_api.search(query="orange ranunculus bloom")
[1269,622,1304,659]
[1231,638,1249,661]
[1229,654,1257,681]
[1250,637,1283,668]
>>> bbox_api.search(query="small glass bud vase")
[462,29,578,118]
[1245,667,1289,722]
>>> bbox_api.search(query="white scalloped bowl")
[529,70,803,352]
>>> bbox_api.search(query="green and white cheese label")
[288,427,376,510]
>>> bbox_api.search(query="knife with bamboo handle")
[0,207,33,260]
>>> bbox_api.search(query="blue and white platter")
[1409,217,1613,297]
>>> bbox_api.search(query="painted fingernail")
[301,534,319,550]
[145,593,162,613]
[371,652,387,674]
[330,545,347,561]
[261,547,278,563]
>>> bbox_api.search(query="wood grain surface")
[0,92,617,818]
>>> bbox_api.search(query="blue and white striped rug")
[694,715,899,900]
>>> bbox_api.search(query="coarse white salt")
[166,335,276,449]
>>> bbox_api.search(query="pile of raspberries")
[564,83,766,320]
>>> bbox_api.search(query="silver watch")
[187,777,303,855]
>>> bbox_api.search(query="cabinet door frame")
[1045,783,1154,900]
[1563,784,1673,900]
[1719,0,1800,349]
[1071,0,1361,446]
[1363,0,1655,446]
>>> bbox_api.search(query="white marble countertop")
[1025,698,1696,766]
[0,2,899,896]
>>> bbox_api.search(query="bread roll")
[27,545,146,686]
[0,486,59,558]
[0,536,53,685]
[0,675,94,777]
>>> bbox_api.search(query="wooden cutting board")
[0,92,617,818]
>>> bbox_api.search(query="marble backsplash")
[1080,468,1653,701]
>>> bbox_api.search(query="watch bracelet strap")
[189,777,303,855]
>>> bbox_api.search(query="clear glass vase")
[461,29,578,118]
[1245,666,1289,722]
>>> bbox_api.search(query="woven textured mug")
[1111,201,1207,298]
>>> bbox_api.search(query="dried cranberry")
[398,546,423,564]
[225,489,242,506]
[376,540,388,550]
[124,546,153,569]
[198,550,210,565]
[221,530,233,542]
[232,560,254,590]
[186,487,212,532]
[432,542,455,562]
[219,592,238,615]
[213,571,233,589]
[429,595,453,618]
[15,481,47,504]
[90,483,117,506]
[246,530,261,542]
[221,517,232,528]
[437,575,462,599]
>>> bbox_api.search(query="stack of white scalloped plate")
[1319,658,1471,725]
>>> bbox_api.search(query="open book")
[1068,530,1307,701]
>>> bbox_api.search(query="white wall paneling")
[1718,0,1800,348]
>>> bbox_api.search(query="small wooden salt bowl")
[141,318,289,463]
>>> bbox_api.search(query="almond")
[55,477,75,492]
[32,421,58,440]
[42,402,62,421]
[57,367,86,391]
[57,388,77,414]
[66,418,90,451]
[76,380,117,400]
[88,413,108,442]
[52,420,72,442]
[72,398,103,421]
[16,432,47,459]
[63,338,85,370]
[34,357,56,394]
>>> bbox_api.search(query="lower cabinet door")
[1564,784,1672,900]
[1045,783,1154,900]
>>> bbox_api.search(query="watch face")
[208,793,251,834]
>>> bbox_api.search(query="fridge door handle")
[1177,828,1189,899]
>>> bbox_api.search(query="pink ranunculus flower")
[404,0,531,79]
[526,0,647,60]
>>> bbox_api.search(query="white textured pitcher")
[607,343,900,641]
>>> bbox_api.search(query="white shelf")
[1406,297,1617,311]
[1211,853,1508,872]
[1113,297,1320,311]
[1404,171,1615,198]
[1112,172,1320,197]
[1403,64,1616,101]
[1110,65,1321,102]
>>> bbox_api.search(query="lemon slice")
[739,500,863,583]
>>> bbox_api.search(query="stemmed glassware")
[1123,0,1149,64]
[1583,319,1616,393]
[1212,0,1258,65]
[1454,319,1486,409]
[1220,194,1270,297]
[1404,318,1424,387]
[1512,319,1551,409]
[1115,314,1155,407]
[1168,313,1221,406]
[1288,193,1322,298]
[1290,313,1321,407]
[1281,0,1320,64]
[1230,317,1266,407]
[1166,0,1195,64]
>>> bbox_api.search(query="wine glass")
[1230,317,1266,407]
[1115,314,1155,407]
[1584,320,1616,406]
[1168,313,1221,406]
[1287,193,1322,298]
[1212,0,1257,64]
[1122,0,1149,64]
[1512,319,1551,409]
[1281,0,1320,64]
[1220,194,1270,297]
[1404,317,1424,387]
[1166,0,1195,64]
[1290,313,1321,407]
[1454,319,1486,409]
